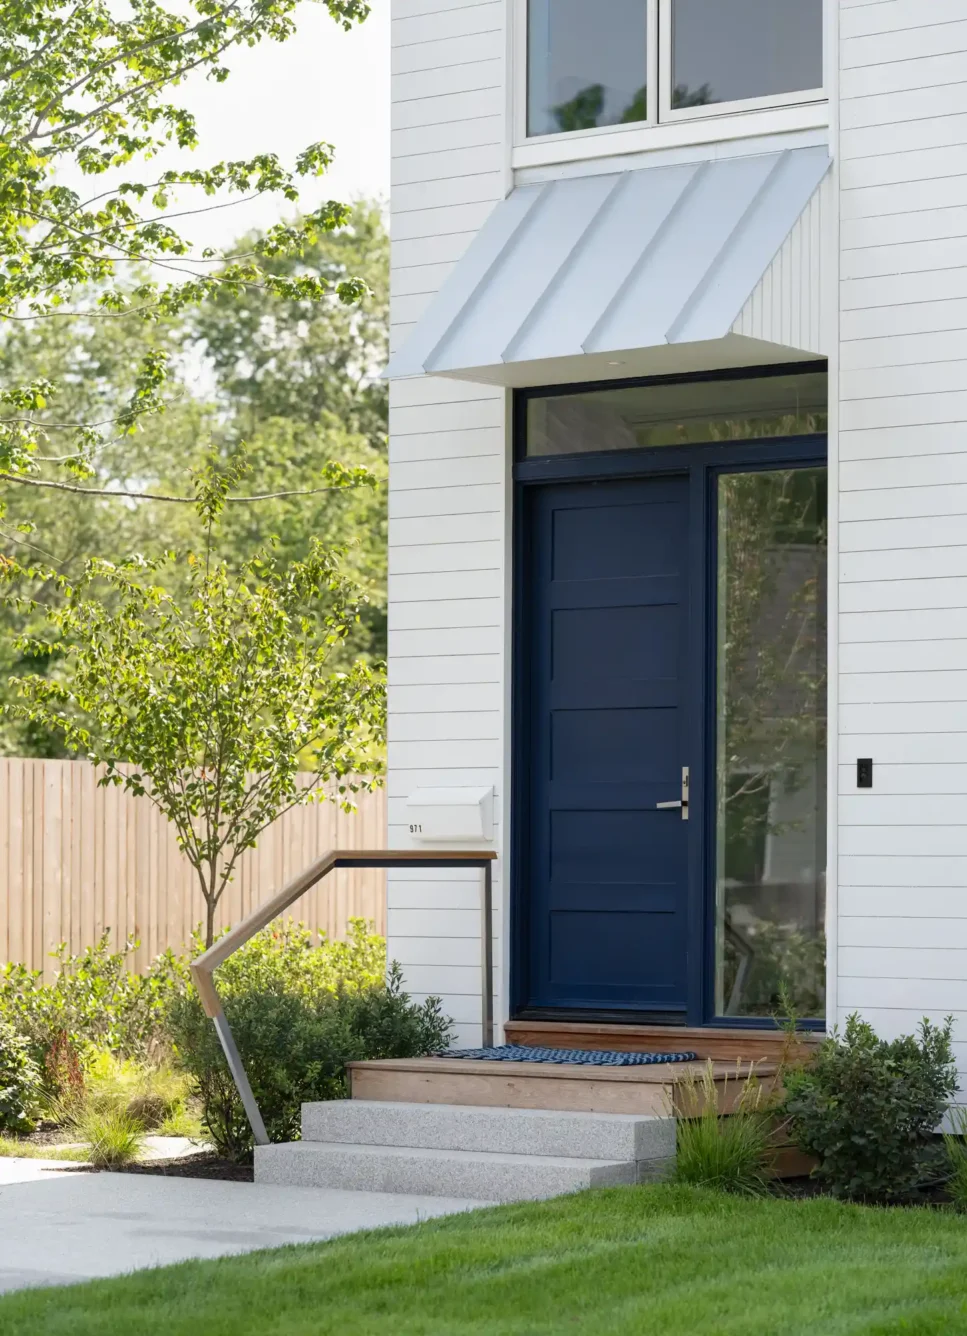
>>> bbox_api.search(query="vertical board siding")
[0,759,386,975]
[388,0,507,1047]
[836,0,967,1073]
[732,170,831,355]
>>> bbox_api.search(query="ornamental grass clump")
[70,1105,144,1169]
[784,1013,956,1203]
[82,1050,190,1131]
[672,1061,773,1197]
[942,1106,967,1212]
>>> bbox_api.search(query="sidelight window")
[714,466,827,1020]
[526,0,824,139]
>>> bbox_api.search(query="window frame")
[658,0,827,126]
[519,0,659,141]
[516,0,827,152]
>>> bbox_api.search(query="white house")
[381,0,967,1075]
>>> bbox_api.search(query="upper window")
[670,0,824,112]
[527,0,824,139]
[527,0,649,137]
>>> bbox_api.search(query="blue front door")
[524,475,691,1018]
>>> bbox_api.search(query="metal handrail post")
[482,858,494,1048]
[190,849,498,1146]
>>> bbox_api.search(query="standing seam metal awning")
[386,146,831,385]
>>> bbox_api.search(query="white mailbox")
[405,787,495,843]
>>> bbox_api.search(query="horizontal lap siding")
[836,0,967,1070]
[388,0,507,1047]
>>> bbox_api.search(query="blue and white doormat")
[444,1045,698,1066]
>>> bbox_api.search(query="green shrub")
[0,933,187,1068]
[168,951,452,1160]
[784,1013,957,1202]
[196,918,386,1001]
[673,1062,772,1196]
[0,1018,43,1133]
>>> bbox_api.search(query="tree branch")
[0,474,371,504]
[25,20,259,146]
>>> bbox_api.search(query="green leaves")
[0,1016,43,1133]
[2,505,386,944]
[0,0,371,483]
[167,929,451,1159]
[0,933,186,1064]
[784,1013,958,1202]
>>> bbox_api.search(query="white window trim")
[514,0,828,170]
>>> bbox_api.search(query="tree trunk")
[204,897,216,950]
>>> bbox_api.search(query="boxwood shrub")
[784,1013,957,1202]
[167,926,453,1159]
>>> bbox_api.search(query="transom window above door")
[526,0,825,140]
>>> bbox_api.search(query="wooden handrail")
[190,849,497,1145]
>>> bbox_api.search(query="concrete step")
[255,1140,640,1203]
[302,1100,675,1164]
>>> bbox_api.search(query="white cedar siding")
[388,0,507,1047]
[836,0,967,1080]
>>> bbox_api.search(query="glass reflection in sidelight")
[714,466,827,1020]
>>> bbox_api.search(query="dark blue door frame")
[510,401,827,1030]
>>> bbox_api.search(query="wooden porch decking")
[349,1021,817,1117]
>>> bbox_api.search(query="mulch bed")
[109,1152,254,1182]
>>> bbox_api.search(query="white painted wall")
[388,0,509,1046]
[835,0,967,1080]
[387,0,967,1070]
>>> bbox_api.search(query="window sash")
[521,0,825,144]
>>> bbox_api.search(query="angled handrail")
[190,849,497,1146]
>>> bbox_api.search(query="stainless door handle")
[656,767,689,820]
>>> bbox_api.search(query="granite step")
[255,1140,642,1203]
[302,1099,675,1164]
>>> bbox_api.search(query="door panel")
[524,475,690,1015]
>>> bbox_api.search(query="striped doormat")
[444,1044,698,1067]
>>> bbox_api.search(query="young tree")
[1,463,386,947]
[0,0,370,529]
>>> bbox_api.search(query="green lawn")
[0,1136,88,1161]
[5,1185,967,1335]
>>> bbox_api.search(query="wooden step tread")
[504,1020,818,1063]
[347,1056,778,1085]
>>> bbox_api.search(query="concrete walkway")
[0,1161,488,1295]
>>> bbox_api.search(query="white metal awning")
[386,146,831,387]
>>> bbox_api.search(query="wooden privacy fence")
[0,758,386,976]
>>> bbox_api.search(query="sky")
[151,4,391,254]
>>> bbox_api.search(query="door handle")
[656,767,689,821]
